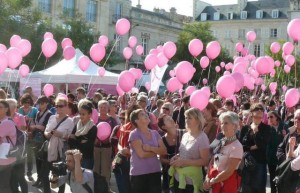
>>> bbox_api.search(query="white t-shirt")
[213,140,243,172]
[291,145,300,171]
[45,115,74,137]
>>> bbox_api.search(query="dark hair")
[250,103,264,112]
[67,102,79,115]
[20,93,34,106]
[182,95,190,104]
[268,111,281,122]
[93,93,103,101]
[243,102,251,110]
[67,93,76,101]
[157,114,167,132]
[130,109,144,127]
[37,95,49,104]
[225,99,234,107]
[76,87,86,95]
[79,101,93,114]
[268,100,276,107]
[126,104,142,123]
[206,102,217,117]
[0,99,10,116]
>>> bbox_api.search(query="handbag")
[36,116,68,160]
[243,152,257,171]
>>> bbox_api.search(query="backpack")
[69,170,108,193]
[6,121,27,160]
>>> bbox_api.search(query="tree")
[171,22,231,87]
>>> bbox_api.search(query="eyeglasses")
[55,105,65,108]
[267,116,274,119]
[162,107,170,111]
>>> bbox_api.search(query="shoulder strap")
[81,169,93,193]
[53,116,68,131]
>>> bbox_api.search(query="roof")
[196,0,289,21]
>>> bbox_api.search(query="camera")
[51,161,67,176]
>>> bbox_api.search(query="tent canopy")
[31,49,119,85]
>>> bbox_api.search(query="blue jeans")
[242,163,267,193]
[114,159,131,193]
[81,158,94,170]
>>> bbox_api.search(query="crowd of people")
[0,85,300,193]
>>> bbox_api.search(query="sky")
[131,0,244,16]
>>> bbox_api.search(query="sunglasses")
[162,107,170,111]
[55,105,65,108]
[267,116,274,119]
[119,117,125,120]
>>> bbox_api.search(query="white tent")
[31,49,119,85]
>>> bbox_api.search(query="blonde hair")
[55,97,68,105]
[6,98,18,108]
[184,107,206,130]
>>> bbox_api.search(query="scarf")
[75,120,94,137]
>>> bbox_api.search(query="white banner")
[150,65,168,94]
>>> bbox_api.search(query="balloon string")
[6,71,12,96]
[137,69,148,91]
[24,51,43,87]
[46,54,64,85]
[103,36,120,68]
[294,42,297,87]
[207,60,212,84]
[86,75,94,96]
[196,69,205,88]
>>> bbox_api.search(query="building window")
[114,34,122,52]
[86,1,97,22]
[254,29,261,39]
[115,3,122,19]
[63,0,75,17]
[201,13,207,21]
[238,29,245,39]
[272,9,279,18]
[254,44,261,57]
[214,12,220,20]
[141,38,149,55]
[256,10,263,19]
[270,28,278,38]
[240,11,247,19]
[227,12,233,20]
[38,0,51,13]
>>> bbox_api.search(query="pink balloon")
[135,68,143,79]
[220,62,225,68]
[136,45,144,56]
[97,122,112,141]
[115,18,131,36]
[188,39,203,57]
[91,109,99,124]
[169,70,175,77]
[90,43,106,63]
[232,62,247,74]
[98,35,109,47]
[206,41,221,60]
[215,66,221,73]
[128,68,140,79]
[123,47,133,60]
[10,35,21,47]
[285,55,295,67]
[149,49,159,56]
[287,19,300,41]
[167,77,182,92]
[261,84,266,91]
[185,86,196,96]
[284,65,291,73]
[98,67,106,77]
[0,44,7,52]
[241,47,249,56]
[44,32,53,40]
[78,55,90,71]
[190,90,209,110]
[282,85,287,92]
[144,54,158,70]
[216,75,236,98]
[226,95,237,106]
[200,56,210,69]
[282,42,294,55]
[269,82,277,92]
[246,31,256,42]
[275,60,281,67]
[16,39,31,57]
[255,56,272,75]
[175,61,195,84]
[270,42,281,54]
[6,47,22,69]
[118,71,135,92]
[235,42,244,52]
[116,84,125,96]
[224,71,231,75]
[43,84,54,97]
[18,64,29,77]
[0,52,8,75]
[42,38,57,58]
[63,46,76,60]
[163,41,177,59]
[156,45,163,52]
[285,88,300,108]
[202,78,208,85]
[231,72,244,92]
[61,38,73,49]
[128,36,137,48]
[145,82,151,91]
[200,86,211,98]
[157,53,169,67]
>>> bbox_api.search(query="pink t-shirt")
[213,140,243,172]
[0,118,17,148]
[12,113,26,130]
